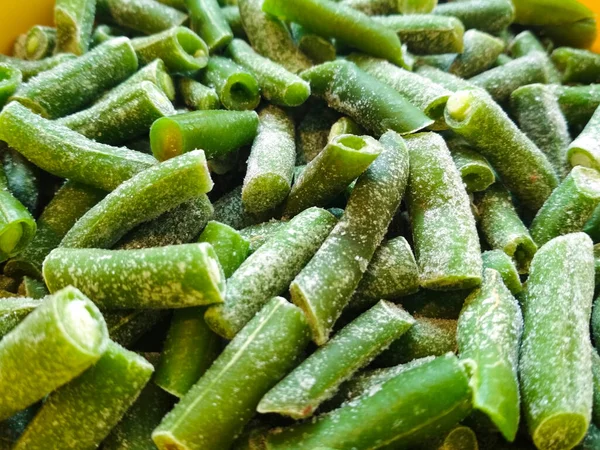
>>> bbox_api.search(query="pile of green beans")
[1,0,600,449]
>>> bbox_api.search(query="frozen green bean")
[495,53,513,66]
[198,220,249,277]
[200,56,260,111]
[97,0,188,35]
[0,286,108,421]
[481,250,522,295]
[91,24,129,47]
[415,64,477,92]
[12,37,138,119]
[205,207,336,339]
[0,65,21,109]
[593,349,600,427]
[263,0,406,67]
[445,89,559,211]
[338,0,397,16]
[238,220,287,254]
[520,233,595,450]
[186,0,233,52]
[509,30,545,58]
[433,0,515,33]
[54,0,96,55]
[14,341,153,450]
[19,277,48,300]
[568,105,600,172]
[221,6,245,39]
[0,144,41,216]
[290,23,336,64]
[328,116,364,141]
[447,138,496,193]
[296,103,338,164]
[132,27,209,73]
[102,58,176,102]
[530,166,600,246]
[550,84,600,130]
[283,134,382,218]
[178,78,220,110]
[302,60,433,136]
[153,297,311,450]
[0,298,42,338]
[373,14,464,55]
[0,53,75,80]
[449,30,506,79]
[151,110,258,161]
[291,130,409,344]
[242,106,295,214]
[552,47,600,84]
[212,185,269,230]
[59,151,211,249]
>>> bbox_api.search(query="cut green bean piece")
[60,151,211,249]
[20,277,49,300]
[12,37,138,119]
[509,30,545,58]
[445,89,558,211]
[97,0,188,35]
[376,316,457,366]
[328,116,364,141]
[263,0,405,67]
[398,0,437,14]
[54,0,96,55]
[205,207,336,339]
[178,78,220,110]
[102,58,176,102]
[290,23,336,64]
[44,243,225,308]
[238,0,311,74]
[568,105,600,172]
[291,131,409,344]
[259,301,414,419]
[264,354,471,450]
[0,53,75,80]
[373,14,464,55]
[212,185,269,230]
[0,65,21,109]
[132,27,209,73]
[0,298,42,338]
[153,297,311,450]
[347,53,451,127]
[283,134,382,218]
[530,166,600,246]
[433,0,515,33]
[302,60,434,136]
[198,220,250,277]
[481,250,522,295]
[495,54,513,66]
[511,84,571,178]
[458,268,523,441]
[151,110,258,161]
[447,138,496,193]
[4,181,104,280]
[406,133,482,290]
[227,39,310,107]
[415,64,476,92]
[91,24,129,47]
[450,30,506,79]
[238,220,287,254]
[520,233,595,450]
[104,309,165,347]
[155,307,221,397]
[0,145,41,216]
[296,103,339,164]
[200,56,260,111]
[242,106,295,214]
[0,286,108,421]
[477,184,537,273]
[15,341,153,450]
[186,0,233,52]
[552,47,600,84]
[58,81,175,145]
[338,0,397,16]
[221,6,245,39]
[549,84,600,132]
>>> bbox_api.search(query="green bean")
[14,342,153,450]
[530,167,600,246]
[511,84,571,178]
[54,0,96,55]
[569,106,600,174]
[433,0,515,34]
[4,181,104,280]
[212,185,269,230]
[155,307,221,397]
[0,145,41,216]
[415,64,476,92]
[97,0,188,35]
[291,130,409,344]
[445,89,559,211]
[0,53,75,81]
[0,65,21,112]
[242,106,295,214]
[227,39,310,107]
[156,0,186,9]
[132,27,209,73]
[457,268,523,441]
[238,0,311,74]
[221,6,246,39]
[296,102,338,164]
[59,151,211,249]
[238,220,287,254]
[450,30,506,79]
[200,56,260,111]
[595,245,600,286]
[90,24,129,47]
[19,277,48,300]
[186,0,233,52]
[547,85,600,134]
[263,354,471,450]
[520,233,595,450]
[481,250,522,295]
[509,30,545,58]
[593,349,600,427]
[302,60,434,136]
[579,423,600,450]
[0,103,157,191]
[58,81,175,145]
[12,37,138,119]
[153,297,311,450]
[290,23,336,64]
[552,47,600,84]
[104,309,165,347]
[406,133,481,290]
[337,0,396,15]
[150,110,258,161]
[23,26,56,61]
[102,58,176,102]
[0,298,42,338]
[259,301,413,419]
[205,207,336,339]
[283,134,381,218]
[328,116,364,141]
[178,78,220,110]
[347,53,451,127]
[447,137,496,193]
[11,34,27,60]
[495,53,513,66]
[0,286,108,421]
[373,14,464,55]
[198,220,250,277]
